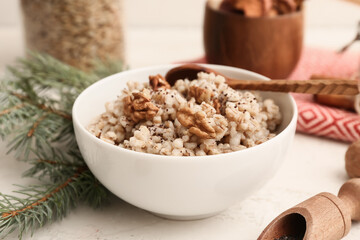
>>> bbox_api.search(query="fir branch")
[0,93,37,140]
[2,169,84,219]
[0,53,124,158]
[0,167,108,239]
[7,52,96,94]
[36,159,82,167]
[23,149,86,182]
[3,109,73,159]
[0,104,25,117]
[10,92,72,120]
[1,89,74,159]
[27,113,49,138]
[0,52,121,238]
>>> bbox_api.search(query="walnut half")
[188,85,221,114]
[189,85,214,104]
[149,74,171,91]
[123,90,159,123]
[177,107,216,139]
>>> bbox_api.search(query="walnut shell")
[345,140,360,178]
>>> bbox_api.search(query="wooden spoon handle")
[227,79,359,95]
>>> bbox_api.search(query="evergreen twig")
[0,52,123,239]
[0,167,103,239]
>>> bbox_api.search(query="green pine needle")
[0,168,106,239]
[0,52,123,239]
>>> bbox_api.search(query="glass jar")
[21,0,125,71]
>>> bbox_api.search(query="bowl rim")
[72,63,298,161]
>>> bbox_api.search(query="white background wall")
[0,0,208,28]
[0,0,359,28]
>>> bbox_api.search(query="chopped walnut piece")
[149,74,171,91]
[123,90,159,123]
[189,85,214,104]
[213,99,221,114]
[177,107,216,139]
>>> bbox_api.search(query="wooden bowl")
[203,2,304,79]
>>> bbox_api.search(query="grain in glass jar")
[21,0,125,71]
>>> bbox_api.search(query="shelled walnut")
[149,74,171,91]
[123,90,159,123]
[189,86,214,104]
[177,107,216,139]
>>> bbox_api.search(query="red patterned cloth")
[181,47,360,142]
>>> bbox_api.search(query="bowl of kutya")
[204,0,304,79]
[72,64,297,220]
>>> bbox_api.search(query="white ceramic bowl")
[73,64,297,220]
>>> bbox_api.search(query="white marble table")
[1,0,360,239]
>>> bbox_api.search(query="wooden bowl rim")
[206,1,304,20]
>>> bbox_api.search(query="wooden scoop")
[257,178,360,240]
[165,64,359,95]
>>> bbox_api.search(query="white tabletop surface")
[1,0,360,239]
